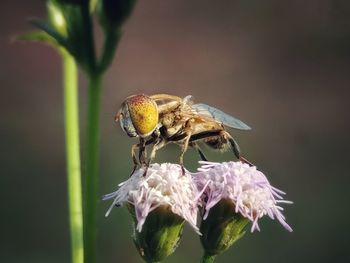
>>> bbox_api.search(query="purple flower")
[193,161,293,232]
[103,163,200,233]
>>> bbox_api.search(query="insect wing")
[192,103,251,130]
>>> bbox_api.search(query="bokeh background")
[1,0,350,262]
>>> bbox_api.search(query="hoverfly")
[116,94,252,174]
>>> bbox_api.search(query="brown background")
[1,0,349,262]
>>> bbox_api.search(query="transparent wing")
[192,103,251,130]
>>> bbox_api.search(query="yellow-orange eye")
[126,94,158,137]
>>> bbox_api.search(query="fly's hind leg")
[190,142,208,161]
[239,156,254,166]
[227,134,254,166]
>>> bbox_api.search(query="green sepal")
[128,205,185,263]
[200,199,249,257]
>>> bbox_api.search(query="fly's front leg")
[130,143,139,176]
[143,138,166,177]
[148,138,166,166]
[138,137,147,166]
[130,136,157,177]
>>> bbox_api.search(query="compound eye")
[127,95,159,137]
[118,104,138,137]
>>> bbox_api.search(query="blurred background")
[1,0,350,262]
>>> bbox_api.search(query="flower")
[103,163,200,233]
[47,0,68,37]
[103,163,201,262]
[193,161,293,232]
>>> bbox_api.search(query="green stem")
[79,3,97,74]
[201,254,216,263]
[62,50,84,263]
[84,73,102,263]
[99,29,121,73]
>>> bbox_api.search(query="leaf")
[29,18,68,49]
[16,30,59,47]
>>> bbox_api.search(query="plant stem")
[84,73,102,263]
[201,254,217,263]
[62,50,84,263]
[99,29,121,73]
[79,3,97,74]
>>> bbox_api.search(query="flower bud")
[103,163,200,262]
[193,161,293,260]
[47,0,68,37]
[129,205,184,262]
[98,0,137,31]
[200,199,249,256]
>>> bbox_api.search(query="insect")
[116,94,253,174]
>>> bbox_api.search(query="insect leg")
[239,156,254,166]
[227,134,254,166]
[179,131,193,174]
[197,147,208,161]
[227,135,240,159]
[138,137,147,166]
[190,142,208,161]
[143,138,166,176]
[129,143,140,176]
[130,137,158,177]
[148,138,166,165]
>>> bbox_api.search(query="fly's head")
[116,94,159,138]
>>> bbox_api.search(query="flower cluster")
[103,161,292,262]
[193,161,293,232]
[103,163,199,233]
